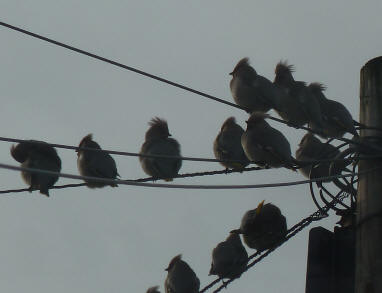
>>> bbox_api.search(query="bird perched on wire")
[229,57,285,113]
[10,140,62,197]
[308,83,358,138]
[273,61,323,130]
[296,132,342,180]
[146,286,160,293]
[77,134,119,188]
[241,112,296,170]
[231,201,287,251]
[213,117,250,170]
[140,117,182,181]
[209,232,248,280]
[164,254,200,293]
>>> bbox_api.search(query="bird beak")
[168,133,172,137]
[256,200,265,215]
[164,267,169,272]
[229,72,233,75]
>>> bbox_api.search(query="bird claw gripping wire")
[309,141,358,214]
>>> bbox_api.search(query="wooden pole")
[356,56,382,293]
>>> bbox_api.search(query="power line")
[2,135,374,167]
[0,166,262,194]
[0,135,247,164]
[1,21,381,154]
[201,190,349,293]
[0,21,377,142]
[0,162,375,190]
[0,21,244,112]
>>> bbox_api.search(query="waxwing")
[164,254,200,293]
[140,118,182,181]
[308,83,358,138]
[241,112,295,170]
[296,132,342,179]
[229,58,285,113]
[146,286,160,293]
[209,232,248,280]
[273,61,323,130]
[213,117,250,170]
[231,201,287,251]
[77,134,119,188]
[10,140,61,196]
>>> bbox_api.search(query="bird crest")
[275,60,295,75]
[78,134,93,147]
[221,116,236,131]
[166,254,182,271]
[309,82,326,92]
[146,117,170,140]
[230,57,251,75]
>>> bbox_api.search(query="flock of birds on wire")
[8,57,360,293]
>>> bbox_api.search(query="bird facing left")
[10,140,62,197]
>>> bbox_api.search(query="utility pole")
[356,56,382,293]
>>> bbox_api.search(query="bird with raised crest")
[140,117,182,181]
[273,61,323,130]
[229,57,285,113]
[164,254,200,293]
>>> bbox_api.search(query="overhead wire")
[0,162,377,191]
[2,20,382,152]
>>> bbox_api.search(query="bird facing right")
[231,201,287,251]
[164,254,200,293]
[296,132,340,180]
[308,82,358,138]
[77,134,119,188]
[273,61,323,130]
[213,117,249,170]
[140,117,182,181]
[241,112,295,170]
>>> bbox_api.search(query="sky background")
[0,1,381,292]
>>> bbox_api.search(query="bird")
[296,132,341,180]
[273,61,323,130]
[146,286,160,293]
[77,134,119,188]
[229,57,285,113]
[209,232,248,280]
[164,254,200,293]
[308,82,358,138]
[231,201,287,251]
[241,112,296,170]
[140,117,182,181]
[213,117,250,170]
[10,140,62,197]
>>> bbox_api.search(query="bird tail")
[39,187,50,197]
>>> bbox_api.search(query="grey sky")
[0,1,381,292]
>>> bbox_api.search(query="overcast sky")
[0,1,381,292]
